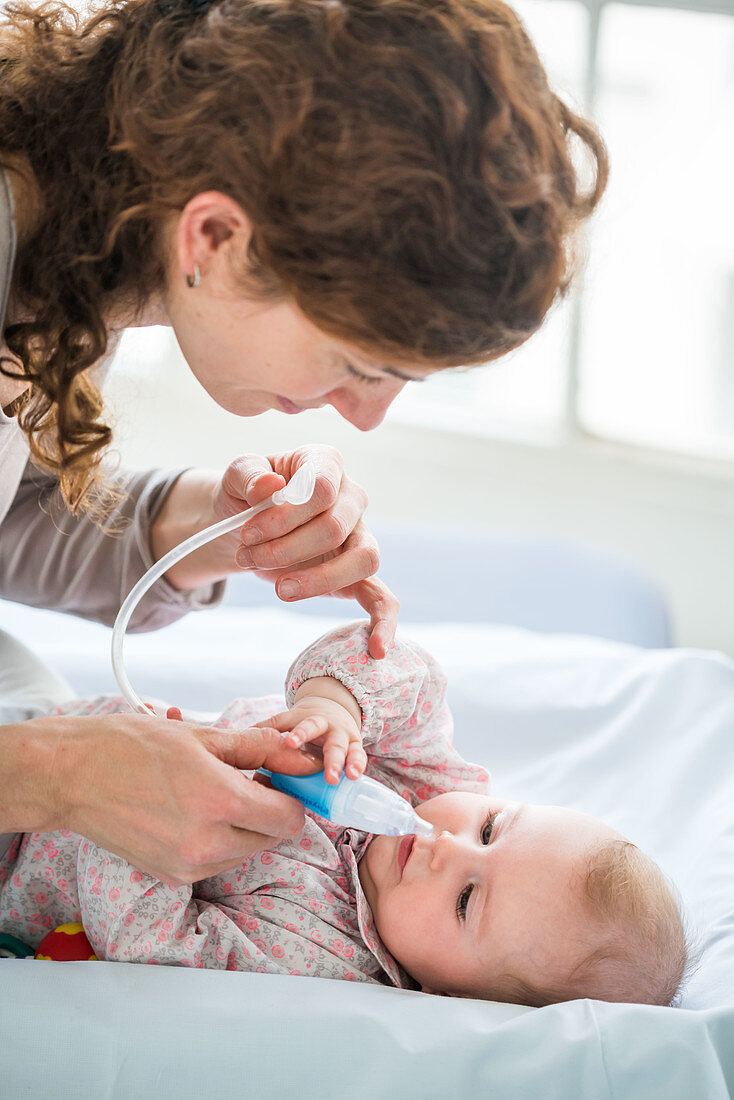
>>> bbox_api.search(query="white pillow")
[419,623,734,1011]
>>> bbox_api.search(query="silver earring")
[186,264,201,289]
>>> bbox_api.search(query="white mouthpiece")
[272,463,317,506]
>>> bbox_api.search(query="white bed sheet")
[3,962,733,1100]
[2,601,734,1094]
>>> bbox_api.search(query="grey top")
[0,165,226,860]
[0,166,224,632]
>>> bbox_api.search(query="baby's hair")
[578,839,690,1006]
[497,840,690,1009]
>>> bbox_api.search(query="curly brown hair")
[0,0,608,513]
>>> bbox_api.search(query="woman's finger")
[235,448,346,549]
[351,577,399,659]
[268,525,379,600]
[147,823,298,887]
[236,487,366,571]
[220,454,287,510]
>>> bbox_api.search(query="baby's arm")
[284,621,489,805]
[251,666,366,785]
[277,675,365,785]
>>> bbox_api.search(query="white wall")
[105,333,734,658]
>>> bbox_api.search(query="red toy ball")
[35,922,98,962]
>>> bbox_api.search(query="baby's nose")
[427,829,456,870]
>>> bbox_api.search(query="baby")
[0,623,688,1007]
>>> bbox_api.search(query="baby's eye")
[456,884,473,921]
[456,812,497,921]
[481,810,498,844]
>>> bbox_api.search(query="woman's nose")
[327,380,405,431]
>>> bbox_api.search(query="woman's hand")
[151,445,399,659]
[256,676,366,785]
[3,710,326,887]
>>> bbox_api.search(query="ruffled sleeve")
[285,621,490,806]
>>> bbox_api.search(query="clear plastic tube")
[111,463,317,715]
[111,457,434,839]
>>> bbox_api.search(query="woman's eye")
[481,810,497,845]
[456,884,473,921]
[346,364,382,385]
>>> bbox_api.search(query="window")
[388,0,734,465]
[581,3,734,459]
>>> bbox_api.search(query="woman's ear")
[175,191,253,281]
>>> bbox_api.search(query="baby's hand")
[257,677,366,785]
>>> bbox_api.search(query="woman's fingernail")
[279,580,300,600]
[241,526,261,546]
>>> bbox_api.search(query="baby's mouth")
[397,835,415,879]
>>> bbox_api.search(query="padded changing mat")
[2,608,734,1096]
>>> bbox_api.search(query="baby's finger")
[283,715,330,747]
[254,712,296,733]
[344,741,368,780]
[322,736,350,785]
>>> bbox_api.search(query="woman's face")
[167,292,421,430]
[160,195,431,430]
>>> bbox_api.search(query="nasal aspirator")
[111,461,433,839]
[260,768,435,837]
[111,463,318,717]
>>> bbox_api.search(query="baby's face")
[358,792,624,999]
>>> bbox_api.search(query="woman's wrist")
[0,716,70,834]
[150,468,231,591]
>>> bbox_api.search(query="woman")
[0,0,607,886]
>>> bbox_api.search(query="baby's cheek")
[362,834,393,881]
[415,791,463,823]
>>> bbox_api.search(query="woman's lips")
[278,396,303,414]
[397,835,415,878]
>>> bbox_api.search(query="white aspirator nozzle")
[111,462,318,716]
[271,462,317,507]
[333,774,436,837]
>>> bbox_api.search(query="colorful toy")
[34,922,98,962]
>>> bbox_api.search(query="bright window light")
[579,4,734,459]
